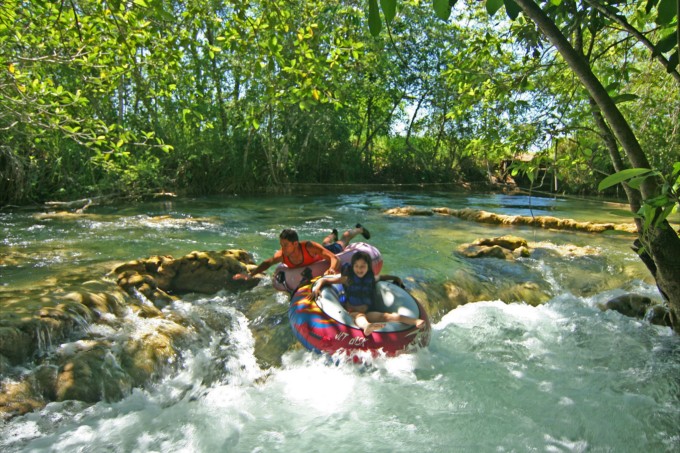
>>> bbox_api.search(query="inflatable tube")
[288,278,430,357]
[272,242,383,293]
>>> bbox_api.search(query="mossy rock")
[56,343,132,402]
[114,249,259,299]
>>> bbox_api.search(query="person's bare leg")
[339,227,363,248]
[322,228,339,246]
[352,312,385,336]
[367,311,425,329]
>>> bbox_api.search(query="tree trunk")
[516,0,680,329]
[205,25,228,134]
[571,16,642,212]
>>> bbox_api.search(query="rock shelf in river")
[385,206,638,234]
[113,249,259,306]
[0,249,259,421]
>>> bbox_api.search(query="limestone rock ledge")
[385,206,638,234]
[0,249,258,421]
[112,249,259,307]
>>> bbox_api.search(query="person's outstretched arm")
[377,274,405,288]
[233,250,283,280]
[313,274,347,299]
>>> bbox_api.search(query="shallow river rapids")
[1,191,679,452]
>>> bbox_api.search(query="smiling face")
[352,257,370,278]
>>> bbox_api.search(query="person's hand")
[324,267,338,276]
[395,278,406,289]
[232,273,252,281]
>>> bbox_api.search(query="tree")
[367,0,680,329]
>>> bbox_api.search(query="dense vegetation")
[2,0,676,206]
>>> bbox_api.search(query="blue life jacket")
[342,263,375,307]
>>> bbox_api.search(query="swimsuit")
[282,241,324,268]
[323,242,344,254]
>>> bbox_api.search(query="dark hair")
[279,228,299,243]
[351,251,372,267]
[346,251,375,290]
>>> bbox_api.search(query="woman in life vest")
[313,251,425,335]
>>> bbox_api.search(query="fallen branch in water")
[44,197,95,213]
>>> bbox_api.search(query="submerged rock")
[603,293,652,318]
[457,235,531,261]
[384,207,434,216]
[601,293,673,328]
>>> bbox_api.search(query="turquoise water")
[1,191,678,452]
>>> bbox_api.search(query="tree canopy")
[1,0,677,206]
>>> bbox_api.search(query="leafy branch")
[598,164,680,229]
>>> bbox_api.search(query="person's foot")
[331,228,339,242]
[355,223,370,239]
[363,322,385,335]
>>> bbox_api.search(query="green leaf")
[654,31,677,55]
[368,0,382,36]
[646,194,670,208]
[380,0,397,24]
[604,81,621,93]
[598,168,653,191]
[504,0,521,20]
[656,0,678,25]
[612,93,639,104]
[627,175,647,190]
[654,204,676,225]
[486,0,504,16]
[133,0,148,6]
[434,0,452,20]
[639,205,653,229]
[646,0,660,14]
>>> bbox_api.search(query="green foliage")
[0,0,174,203]
[1,0,678,207]
[599,164,680,228]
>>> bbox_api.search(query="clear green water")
[1,191,678,452]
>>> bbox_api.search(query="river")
[1,190,679,452]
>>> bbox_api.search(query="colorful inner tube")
[288,278,431,356]
[272,242,383,292]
